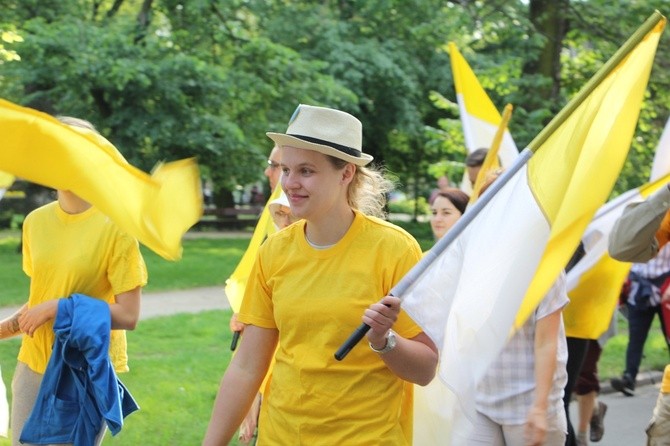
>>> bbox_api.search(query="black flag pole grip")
[334,323,371,361]
[334,302,392,361]
[230,331,241,351]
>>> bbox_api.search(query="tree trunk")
[524,0,569,112]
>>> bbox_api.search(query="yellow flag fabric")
[225,185,281,312]
[0,171,14,202]
[448,42,519,193]
[516,15,666,328]
[404,13,665,444]
[565,174,670,338]
[470,104,512,202]
[0,172,14,189]
[651,115,670,181]
[0,99,203,260]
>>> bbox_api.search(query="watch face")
[370,330,397,354]
[386,331,397,350]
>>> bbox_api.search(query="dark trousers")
[564,337,590,446]
[624,302,670,381]
[575,340,602,395]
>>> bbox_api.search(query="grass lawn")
[0,310,245,445]
[0,226,667,444]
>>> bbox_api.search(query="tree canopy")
[2,0,670,203]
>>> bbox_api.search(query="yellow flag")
[0,172,13,189]
[470,104,513,202]
[448,43,519,193]
[0,99,203,260]
[225,185,281,312]
[516,14,666,327]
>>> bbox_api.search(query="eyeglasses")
[267,159,280,170]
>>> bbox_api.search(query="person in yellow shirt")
[0,116,147,446]
[203,104,438,445]
[237,190,296,445]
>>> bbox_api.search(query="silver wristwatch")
[369,330,397,354]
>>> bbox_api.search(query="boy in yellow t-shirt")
[0,117,147,446]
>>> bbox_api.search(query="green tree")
[0,0,355,201]
[3,0,670,204]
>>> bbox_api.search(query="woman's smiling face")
[430,195,463,240]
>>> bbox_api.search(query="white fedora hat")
[267,104,373,166]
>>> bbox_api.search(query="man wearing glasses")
[264,146,281,191]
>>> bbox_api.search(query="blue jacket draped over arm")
[20,294,139,445]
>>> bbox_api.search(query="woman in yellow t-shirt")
[204,104,438,445]
[0,117,147,446]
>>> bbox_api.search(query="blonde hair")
[328,156,394,218]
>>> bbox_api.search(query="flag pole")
[334,148,533,360]
[334,10,665,361]
[470,103,513,202]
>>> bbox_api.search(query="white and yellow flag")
[470,104,513,203]
[566,77,670,340]
[401,13,665,444]
[225,185,281,312]
[449,42,519,192]
[0,100,203,260]
[565,174,670,338]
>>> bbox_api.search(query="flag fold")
[0,99,203,260]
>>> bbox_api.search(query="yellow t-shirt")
[19,201,148,374]
[239,210,423,445]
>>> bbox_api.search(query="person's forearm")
[0,304,27,339]
[202,365,264,445]
[533,340,557,411]
[203,326,277,446]
[110,287,141,330]
[376,333,438,385]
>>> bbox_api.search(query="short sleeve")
[238,251,276,329]
[108,231,148,295]
[536,271,569,320]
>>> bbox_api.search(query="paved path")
[0,286,231,321]
[570,379,661,445]
[138,286,230,319]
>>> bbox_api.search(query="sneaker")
[589,401,607,442]
[611,374,635,396]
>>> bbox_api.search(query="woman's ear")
[341,163,356,184]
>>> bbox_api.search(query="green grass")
[0,234,28,305]
[0,226,668,445]
[0,310,245,445]
[599,312,669,379]
[102,311,236,445]
[141,236,251,293]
